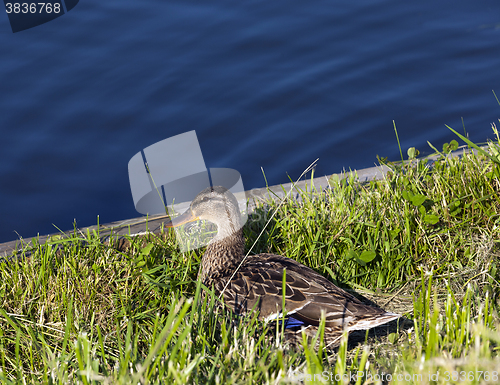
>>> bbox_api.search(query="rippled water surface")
[1,0,499,242]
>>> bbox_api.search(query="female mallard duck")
[165,186,400,348]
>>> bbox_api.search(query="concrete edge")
[0,145,488,257]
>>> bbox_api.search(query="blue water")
[1,0,499,243]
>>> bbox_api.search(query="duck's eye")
[202,196,209,202]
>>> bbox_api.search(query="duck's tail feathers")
[348,312,401,332]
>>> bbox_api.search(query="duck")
[165,185,400,348]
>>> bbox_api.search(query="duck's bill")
[164,209,200,228]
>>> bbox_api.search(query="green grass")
[1,121,500,384]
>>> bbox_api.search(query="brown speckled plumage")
[166,186,400,348]
[199,229,245,283]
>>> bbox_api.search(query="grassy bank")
[0,123,499,384]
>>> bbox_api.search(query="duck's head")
[165,186,243,240]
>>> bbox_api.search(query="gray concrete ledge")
[0,145,487,258]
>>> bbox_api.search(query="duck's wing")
[215,254,399,329]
